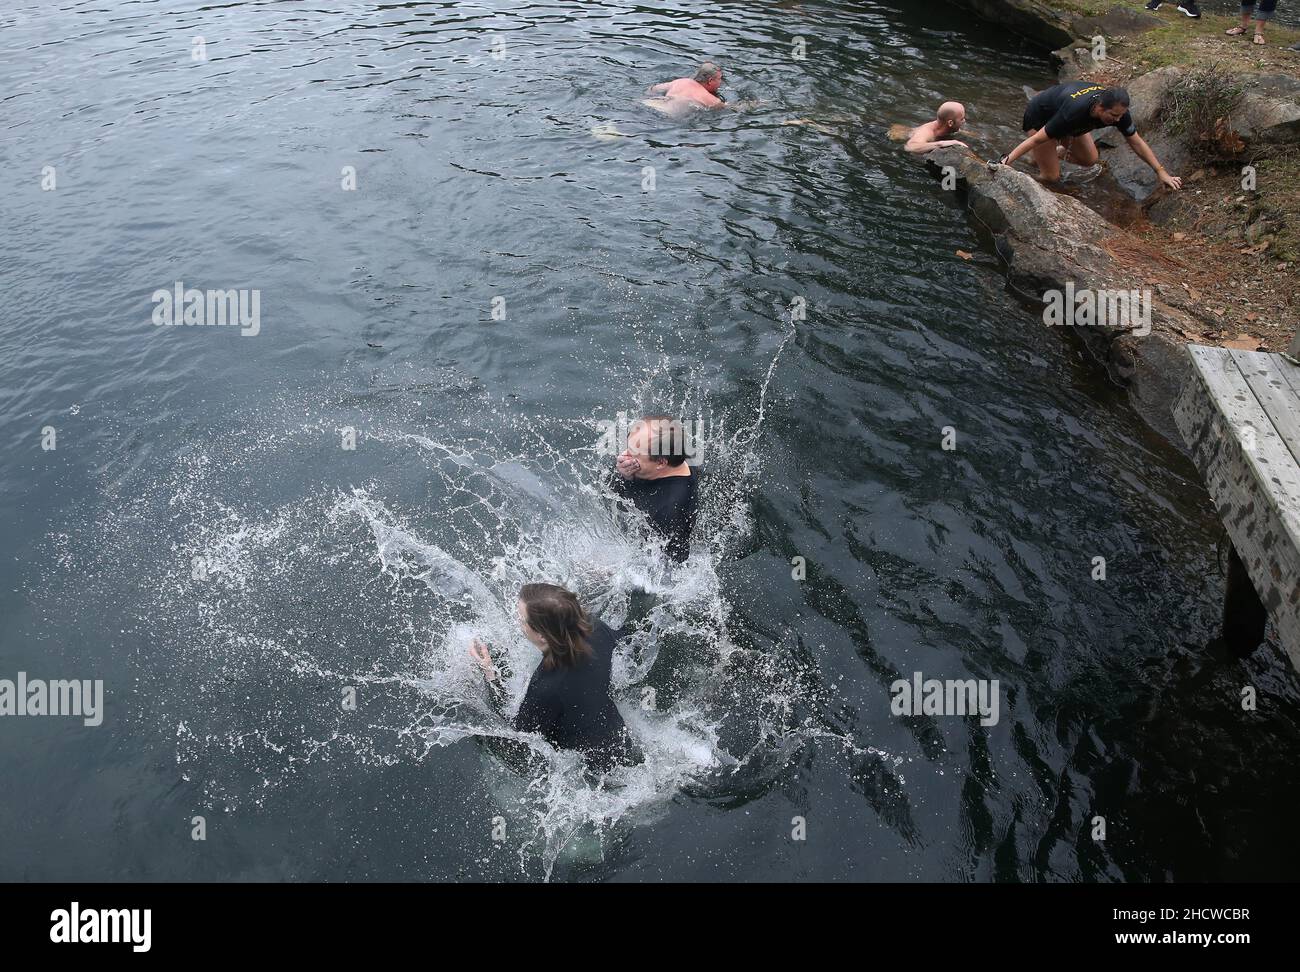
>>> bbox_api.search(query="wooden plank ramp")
[1173,346,1300,670]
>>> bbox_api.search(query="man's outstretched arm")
[905,127,967,154]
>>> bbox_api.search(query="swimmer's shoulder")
[588,618,620,660]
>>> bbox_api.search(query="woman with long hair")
[470,583,638,773]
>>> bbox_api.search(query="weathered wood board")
[1173,346,1300,670]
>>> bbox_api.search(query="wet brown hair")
[519,583,594,671]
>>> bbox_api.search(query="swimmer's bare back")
[649,77,723,106]
[643,95,764,118]
[641,96,704,118]
[642,76,727,117]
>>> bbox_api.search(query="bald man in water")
[644,61,727,117]
[904,102,969,154]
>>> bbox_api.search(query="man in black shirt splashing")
[609,414,699,563]
[996,81,1183,191]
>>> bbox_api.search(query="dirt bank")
[929,1,1300,445]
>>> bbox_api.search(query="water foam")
[62,325,902,877]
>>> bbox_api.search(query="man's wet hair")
[1100,88,1130,110]
[636,415,689,467]
[694,61,722,85]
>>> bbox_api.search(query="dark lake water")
[3,0,1299,882]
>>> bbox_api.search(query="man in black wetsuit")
[996,82,1183,191]
[609,415,699,563]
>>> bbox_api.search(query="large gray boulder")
[948,2,1161,50]
[1105,131,1191,200]
[1053,42,1099,84]
[921,145,1200,441]
[1127,66,1182,132]
[944,0,1074,48]
[1229,74,1300,144]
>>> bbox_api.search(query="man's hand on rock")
[1158,170,1183,191]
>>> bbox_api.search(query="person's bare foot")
[1226,25,1246,35]
[1254,32,1266,45]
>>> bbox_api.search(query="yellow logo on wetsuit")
[1070,85,1105,99]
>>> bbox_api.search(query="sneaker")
[1144,1,1161,9]
[1177,2,1201,16]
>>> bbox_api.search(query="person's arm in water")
[468,639,546,772]
[646,82,671,95]
[1124,132,1183,190]
[470,638,564,738]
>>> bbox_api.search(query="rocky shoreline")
[923,145,1195,442]
[931,1,1300,448]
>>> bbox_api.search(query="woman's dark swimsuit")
[514,619,639,774]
